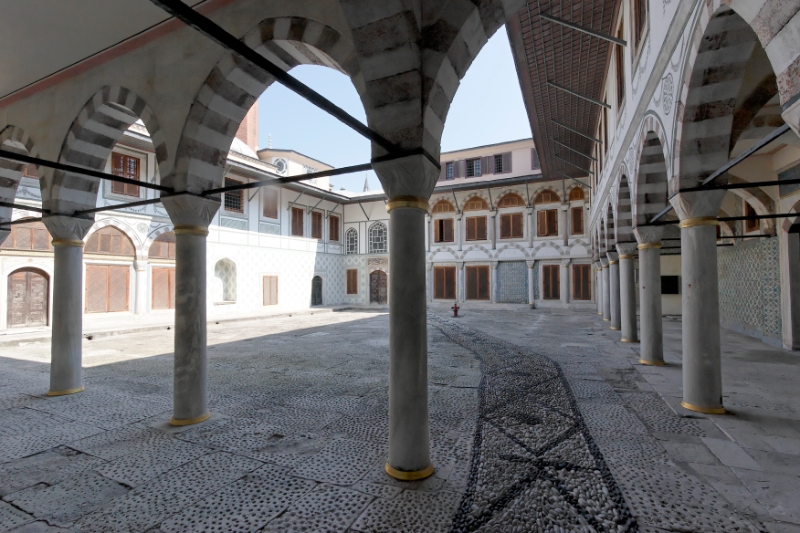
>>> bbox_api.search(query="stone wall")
[717,238,782,344]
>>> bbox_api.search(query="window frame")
[537,209,559,237]
[262,187,279,220]
[329,214,340,242]
[368,222,388,254]
[433,266,457,300]
[571,206,584,235]
[572,264,591,300]
[445,162,454,180]
[109,151,142,199]
[346,269,358,295]
[744,203,759,233]
[311,210,323,240]
[542,264,560,300]
[223,177,245,214]
[465,265,491,300]
[345,227,358,254]
[290,207,305,237]
[434,218,455,243]
[465,216,488,241]
[465,158,482,178]
[499,212,524,239]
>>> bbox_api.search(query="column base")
[681,401,725,415]
[46,386,84,397]
[603,318,611,322]
[639,359,665,366]
[385,463,434,481]
[610,326,620,331]
[620,338,639,343]
[169,412,211,426]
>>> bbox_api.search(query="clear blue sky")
[256,26,531,192]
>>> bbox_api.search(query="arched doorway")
[8,268,49,327]
[370,270,387,304]
[311,276,323,306]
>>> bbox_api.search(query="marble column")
[426,263,433,302]
[635,227,664,365]
[457,261,465,302]
[162,195,220,426]
[779,227,800,350]
[526,260,535,305]
[374,154,437,480]
[560,203,569,246]
[425,215,431,253]
[560,258,571,306]
[490,212,497,250]
[134,259,148,315]
[607,252,621,330]
[490,261,499,303]
[617,244,638,343]
[43,216,94,396]
[671,192,725,414]
[455,215,463,252]
[527,208,534,249]
[601,258,611,321]
[594,262,603,315]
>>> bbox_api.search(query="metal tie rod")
[547,81,611,109]
[551,120,603,144]
[552,139,596,161]
[205,162,373,195]
[149,0,398,154]
[539,13,627,46]
[555,154,594,175]
[556,170,593,189]
[0,149,173,193]
[0,200,49,214]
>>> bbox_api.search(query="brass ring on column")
[385,462,435,481]
[620,338,639,343]
[173,225,210,237]
[680,401,725,414]
[386,196,429,212]
[608,260,618,265]
[638,243,662,250]
[609,326,620,330]
[618,254,636,260]
[679,216,718,229]
[639,359,665,366]
[51,238,84,247]
[46,386,84,396]
[169,412,211,426]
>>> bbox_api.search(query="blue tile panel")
[498,261,528,303]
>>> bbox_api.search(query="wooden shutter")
[466,267,477,299]
[500,214,511,239]
[15,227,31,249]
[85,266,108,313]
[108,266,129,312]
[511,213,523,238]
[291,207,304,236]
[477,217,487,240]
[111,153,140,197]
[111,153,126,195]
[457,160,467,177]
[443,219,454,242]
[572,264,591,300]
[152,267,175,309]
[263,188,279,219]
[263,276,278,305]
[537,211,546,236]
[547,210,558,236]
[311,211,323,239]
[502,152,512,173]
[466,266,490,300]
[434,267,445,299]
[438,164,446,182]
[465,218,476,241]
[481,156,493,174]
[346,269,358,294]
[329,215,340,241]
[444,267,456,299]
[434,219,441,242]
[571,207,584,234]
[542,265,560,300]
[531,148,540,170]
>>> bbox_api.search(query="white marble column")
[779,228,800,349]
[490,212,497,250]
[617,243,638,343]
[594,262,603,315]
[607,252,621,331]
[601,258,611,321]
[560,258,571,306]
[527,208,534,249]
[457,261,465,302]
[134,259,148,315]
[426,263,433,303]
[374,154,437,481]
[162,195,220,426]
[560,203,569,246]
[526,260,535,305]
[490,261,499,303]
[456,215,463,252]
[43,216,94,396]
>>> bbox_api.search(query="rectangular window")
[465,216,487,241]
[466,266,490,300]
[85,265,130,313]
[433,266,457,300]
[111,152,140,197]
[542,265,560,300]
[571,207,584,235]
[223,178,244,213]
[151,267,176,310]
[263,187,279,219]
[446,162,454,180]
[744,203,759,232]
[434,219,454,243]
[466,158,482,178]
[329,215,340,241]
[291,207,304,237]
[346,269,358,294]
[263,276,278,305]
[311,211,323,239]
[572,264,591,300]
[499,213,523,239]
[537,209,558,237]
[616,22,625,107]
[495,154,504,173]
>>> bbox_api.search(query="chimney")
[235,101,259,152]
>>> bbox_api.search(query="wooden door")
[572,264,591,300]
[542,265,560,299]
[466,266,490,300]
[311,276,323,306]
[369,270,387,304]
[7,269,48,327]
[86,265,130,313]
[433,266,456,300]
[152,267,176,309]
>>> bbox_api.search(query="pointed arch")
[0,125,41,228]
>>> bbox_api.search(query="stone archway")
[7,268,49,328]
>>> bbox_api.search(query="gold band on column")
[608,260,618,265]
[601,265,608,269]
[385,463,435,481]
[639,359,665,366]
[620,338,639,343]
[46,386,84,396]
[681,401,725,414]
[638,243,662,250]
[619,254,636,259]
[386,196,429,212]
[51,239,84,247]
[169,412,211,426]
[679,216,718,229]
[610,326,620,330]
[173,225,210,237]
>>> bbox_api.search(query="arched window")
[534,190,560,204]
[345,228,358,255]
[85,226,135,257]
[431,200,455,213]
[496,193,525,208]
[148,232,176,260]
[368,223,387,254]
[569,188,585,201]
[463,197,489,211]
[0,220,51,251]
[214,259,237,302]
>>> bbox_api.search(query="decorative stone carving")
[43,215,95,241]
[372,153,439,199]
[161,195,221,228]
[669,191,726,220]
[662,74,674,115]
[616,242,638,255]
[606,251,619,262]
[634,226,664,245]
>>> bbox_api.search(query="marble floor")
[0,307,796,532]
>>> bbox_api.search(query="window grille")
[85,227,135,257]
[111,152,140,197]
[463,197,489,211]
[345,228,358,254]
[466,158,481,178]
[0,220,51,251]
[368,222,387,253]
[224,178,244,213]
[446,162,454,180]
[497,193,524,208]
[432,200,455,213]
[495,154,504,173]
[500,213,523,239]
[534,190,560,204]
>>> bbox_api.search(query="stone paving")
[0,308,795,532]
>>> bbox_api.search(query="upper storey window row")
[441,150,536,181]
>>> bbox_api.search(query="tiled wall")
[497,261,528,303]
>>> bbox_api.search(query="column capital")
[606,251,619,262]
[162,194,220,228]
[456,260,465,267]
[491,260,499,269]
[561,258,572,266]
[372,153,439,199]
[43,215,94,242]
[134,259,149,271]
[616,242,638,255]
[634,225,664,245]
[669,191,725,220]
[600,257,609,267]
[526,260,535,268]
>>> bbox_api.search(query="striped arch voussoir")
[0,125,41,224]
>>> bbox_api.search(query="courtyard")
[0,308,797,532]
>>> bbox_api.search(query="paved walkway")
[0,308,797,532]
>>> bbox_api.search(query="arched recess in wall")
[84,226,136,314]
[0,218,51,251]
[7,267,50,328]
[345,228,358,255]
[214,259,237,303]
[431,199,456,213]
[368,222,387,254]
[0,126,41,230]
[170,17,366,194]
[568,187,586,201]
[497,192,525,208]
[534,189,560,205]
[46,86,167,214]
[148,232,176,260]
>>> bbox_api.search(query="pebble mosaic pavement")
[0,310,770,532]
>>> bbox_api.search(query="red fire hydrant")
[451,303,460,317]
